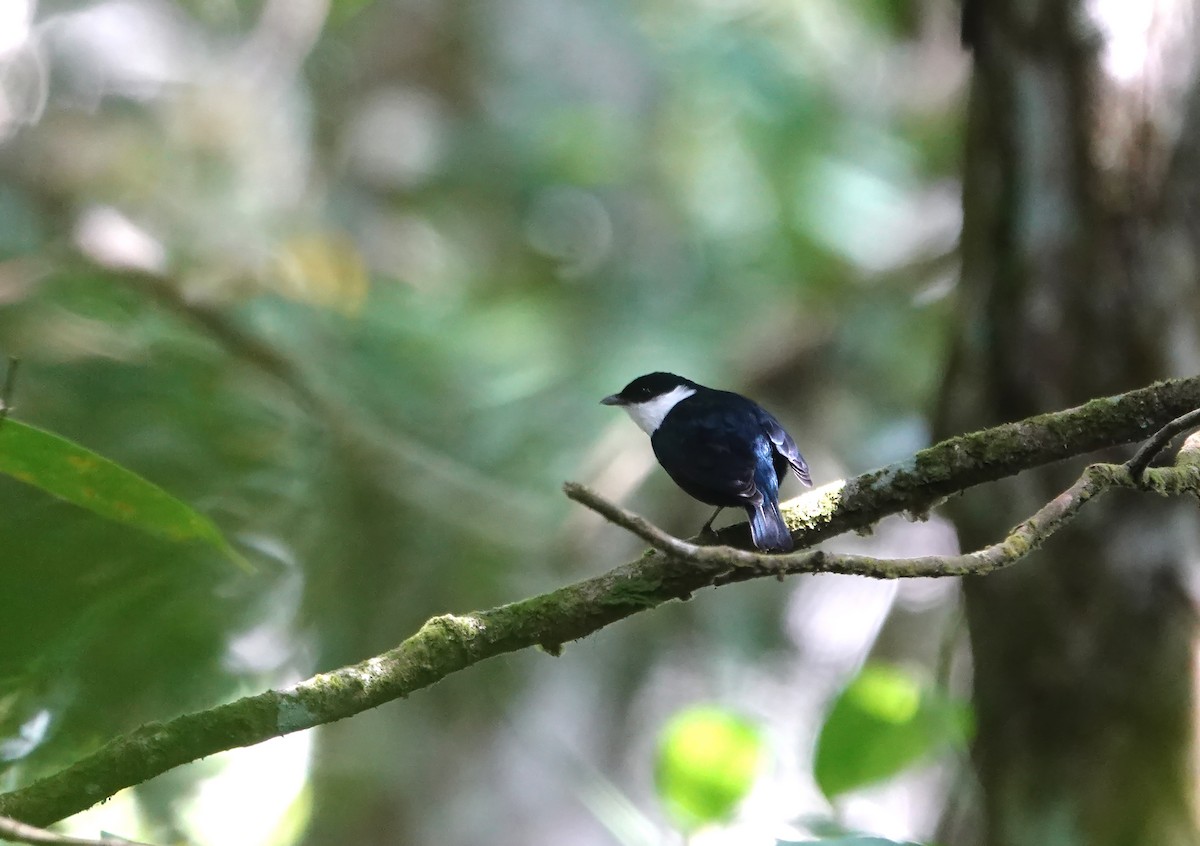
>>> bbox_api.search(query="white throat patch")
[622,385,696,435]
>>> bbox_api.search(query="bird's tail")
[748,499,792,552]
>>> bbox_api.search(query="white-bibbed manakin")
[602,372,811,551]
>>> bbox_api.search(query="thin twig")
[569,405,1200,579]
[564,465,1113,580]
[0,815,152,846]
[1126,407,1200,481]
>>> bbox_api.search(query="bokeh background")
[0,0,1070,843]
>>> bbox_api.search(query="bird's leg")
[699,506,724,542]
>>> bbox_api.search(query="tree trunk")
[939,2,1200,844]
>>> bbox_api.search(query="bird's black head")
[600,372,695,406]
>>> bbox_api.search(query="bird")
[601,372,811,551]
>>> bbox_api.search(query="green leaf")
[814,663,970,799]
[0,418,246,568]
[654,705,766,832]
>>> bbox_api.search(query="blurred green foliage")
[815,663,969,799]
[654,704,766,831]
[0,0,966,842]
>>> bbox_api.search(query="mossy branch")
[2,375,1200,826]
[566,459,1200,580]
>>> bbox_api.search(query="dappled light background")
[0,0,969,844]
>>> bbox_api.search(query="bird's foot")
[698,507,724,544]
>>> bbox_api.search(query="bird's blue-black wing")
[758,409,811,486]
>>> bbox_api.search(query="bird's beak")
[600,394,623,406]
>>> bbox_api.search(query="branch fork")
[567,408,1200,580]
